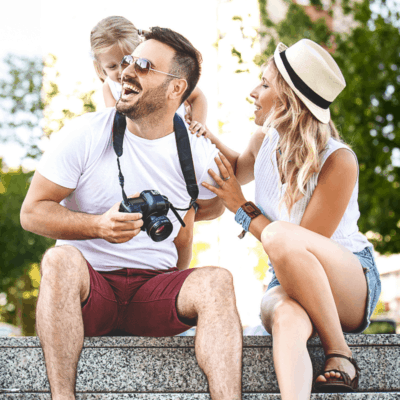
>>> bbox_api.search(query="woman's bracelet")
[234,201,262,239]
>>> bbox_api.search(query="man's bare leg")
[177,267,243,400]
[36,245,90,400]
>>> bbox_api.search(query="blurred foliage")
[363,298,396,333]
[188,240,211,269]
[252,241,269,281]
[0,162,54,335]
[0,55,44,159]
[0,264,41,336]
[257,0,400,254]
[0,53,97,335]
[364,320,396,334]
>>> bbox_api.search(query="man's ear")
[167,79,187,101]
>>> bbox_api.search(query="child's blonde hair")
[90,16,141,83]
[263,57,343,215]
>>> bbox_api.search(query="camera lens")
[155,226,165,234]
[147,215,173,242]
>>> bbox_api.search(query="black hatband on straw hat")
[279,50,331,110]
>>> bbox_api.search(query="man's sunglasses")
[120,56,182,79]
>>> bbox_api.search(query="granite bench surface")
[1,335,399,395]
[1,334,400,347]
[1,394,400,399]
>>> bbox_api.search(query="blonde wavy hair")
[263,57,344,215]
[90,16,141,83]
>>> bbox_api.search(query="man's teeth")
[123,83,140,94]
[255,105,261,111]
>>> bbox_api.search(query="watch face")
[243,202,256,212]
[246,204,256,212]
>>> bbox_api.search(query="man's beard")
[116,80,169,122]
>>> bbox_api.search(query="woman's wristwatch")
[234,201,262,239]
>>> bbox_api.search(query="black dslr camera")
[119,190,185,242]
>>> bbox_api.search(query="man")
[20,27,243,400]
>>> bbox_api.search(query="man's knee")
[196,266,234,295]
[181,267,236,314]
[40,245,87,283]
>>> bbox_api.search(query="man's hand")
[98,200,143,243]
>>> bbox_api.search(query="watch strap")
[235,201,262,239]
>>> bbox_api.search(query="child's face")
[97,45,128,83]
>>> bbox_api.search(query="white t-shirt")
[105,77,187,119]
[38,108,219,271]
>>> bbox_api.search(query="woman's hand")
[202,153,247,214]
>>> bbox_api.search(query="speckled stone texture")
[1,394,400,399]
[1,335,399,396]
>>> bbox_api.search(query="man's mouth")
[122,82,141,96]
[255,104,261,112]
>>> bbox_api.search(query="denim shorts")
[266,246,381,333]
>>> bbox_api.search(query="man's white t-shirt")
[38,108,220,272]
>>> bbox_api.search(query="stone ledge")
[0,393,400,399]
[1,334,399,348]
[1,335,399,394]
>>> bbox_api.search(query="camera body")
[119,190,173,242]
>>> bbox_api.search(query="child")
[90,16,208,132]
[90,16,206,270]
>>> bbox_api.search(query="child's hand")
[189,120,207,137]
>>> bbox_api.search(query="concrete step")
[1,394,400,399]
[1,335,399,396]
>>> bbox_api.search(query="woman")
[200,39,381,398]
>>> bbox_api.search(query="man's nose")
[121,63,137,81]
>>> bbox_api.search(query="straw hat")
[273,39,346,124]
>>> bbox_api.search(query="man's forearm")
[21,201,102,240]
[195,200,225,222]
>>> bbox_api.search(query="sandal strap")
[325,353,361,372]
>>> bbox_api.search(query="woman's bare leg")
[261,221,368,387]
[261,286,314,400]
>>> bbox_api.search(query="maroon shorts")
[82,261,196,337]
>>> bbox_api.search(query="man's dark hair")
[144,27,202,104]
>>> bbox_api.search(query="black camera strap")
[112,110,199,210]
[173,113,199,208]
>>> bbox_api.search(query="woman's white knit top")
[254,128,371,257]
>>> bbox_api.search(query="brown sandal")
[314,353,361,393]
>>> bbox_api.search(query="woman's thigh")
[262,222,368,332]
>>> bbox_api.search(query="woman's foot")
[314,352,361,392]
[315,354,356,383]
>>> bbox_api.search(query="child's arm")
[174,207,195,270]
[103,81,117,107]
[186,87,207,136]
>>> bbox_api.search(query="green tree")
[257,0,400,254]
[0,55,44,159]
[0,162,55,334]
